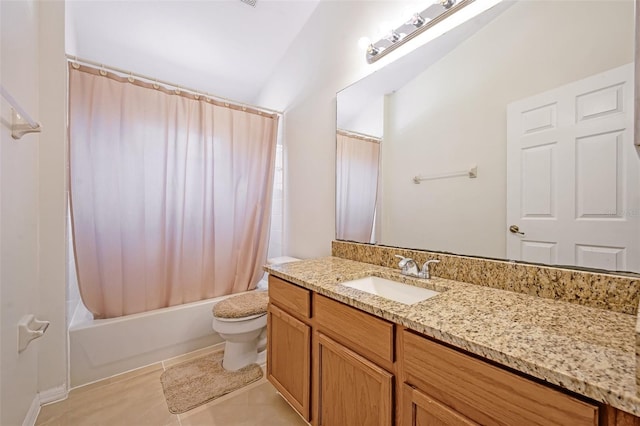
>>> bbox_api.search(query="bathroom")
[1,0,639,425]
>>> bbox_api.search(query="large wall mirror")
[336,0,640,274]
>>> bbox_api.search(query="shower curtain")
[69,65,279,319]
[336,130,381,243]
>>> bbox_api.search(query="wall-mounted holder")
[11,109,42,140]
[413,165,478,184]
[18,314,50,353]
[0,85,43,140]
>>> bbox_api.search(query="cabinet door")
[403,384,479,426]
[316,332,393,426]
[267,304,311,421]
[403,330,598,425]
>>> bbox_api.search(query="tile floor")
[36,346,307,426]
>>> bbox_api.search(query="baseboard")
[39,384,68,405]
[21,395,40,426]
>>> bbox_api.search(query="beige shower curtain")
[69,65,279,319]
[336,130,381,243]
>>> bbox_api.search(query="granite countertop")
[265,256,640,416]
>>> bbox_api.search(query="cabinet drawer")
[315,294,394,367]
[402,330,598,426]
[269,276,311,320]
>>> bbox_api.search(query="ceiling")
[65,0,321,105]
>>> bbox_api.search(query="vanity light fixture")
[365,0,473,63]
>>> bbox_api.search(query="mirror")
[336,0,640,274]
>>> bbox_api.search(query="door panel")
[521,241,557,265]
[521,143,556,217]
[507,63,638,272]
[575,131,622,218]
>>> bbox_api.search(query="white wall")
[37,0,67,401]
[380,0,634,258]
[255,0,427,258]
[1,2,40,423]
[1,1,67,424]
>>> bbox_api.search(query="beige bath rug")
[160,350,263,414]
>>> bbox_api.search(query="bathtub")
[68,291,253,388]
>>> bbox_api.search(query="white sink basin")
[341,276,439,305]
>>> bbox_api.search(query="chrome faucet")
[419,260,440,279]
[395,255,419,277]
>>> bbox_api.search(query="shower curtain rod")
[337,128,381,143]
[66,55,284,116]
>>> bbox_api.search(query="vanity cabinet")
[267,275,639,426]
[316,332,393,426]
[267,277,312,421]
[402,329,599,426]
[268,277,396,425]
[314,294,395,425]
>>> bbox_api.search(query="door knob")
[509,225,525,236]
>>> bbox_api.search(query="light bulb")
[367,44,381,56]
[358,37,371,51]
[407,13,426,27]
[439,0,456,9]
[378,21,394,36]
[385,31,401,43]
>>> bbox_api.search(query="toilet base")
[222,340,260,371]
[256,348,266,366]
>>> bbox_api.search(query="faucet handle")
[394,254,412,268]
[395,255,419,276]
[419,259,441,279]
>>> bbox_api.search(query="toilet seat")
[213,312,265,322]
[212,291,268,320]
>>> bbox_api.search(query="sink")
[341,276,439,305]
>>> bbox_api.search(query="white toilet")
[211,256,300,371]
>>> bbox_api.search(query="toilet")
[211,256,300,371]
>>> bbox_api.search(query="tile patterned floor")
[36,347,307,426]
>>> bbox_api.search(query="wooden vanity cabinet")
[267,277,312,421]
[314,294,396,426]
[401,329,599,426]
[316,332,393,426]
[268,278,396,425]
[267,276,638,426]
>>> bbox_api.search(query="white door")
[506,63,639,272]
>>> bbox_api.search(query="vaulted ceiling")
[66,0,321,105]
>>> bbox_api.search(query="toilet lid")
[212,291,269,319]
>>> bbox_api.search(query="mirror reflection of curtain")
[336,130,381,243]
[69,65,279,319]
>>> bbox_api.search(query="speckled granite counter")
[265,256,640,417]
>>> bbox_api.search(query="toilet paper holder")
[18,314,50,353]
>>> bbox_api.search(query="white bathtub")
[68,292,249,388]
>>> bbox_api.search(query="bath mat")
[160,350,263,414]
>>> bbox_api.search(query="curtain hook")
[152,80,160,90]
[99,65,107,76]
[71,56,80,69]
[127,72,135,83]
[174,86,181,95]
